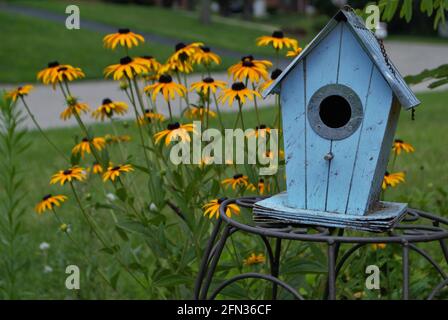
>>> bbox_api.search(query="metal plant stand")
[194,196,448,300]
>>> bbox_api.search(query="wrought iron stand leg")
[327,241,337,300]
[200,225,232,300]
[194,219,223,299]
[271,238,282,300]
[402,242,410,300]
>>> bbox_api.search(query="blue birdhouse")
[254,9,420,231]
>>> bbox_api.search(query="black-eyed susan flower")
[202,197,240,219]
[257,30,298,50]
[144,74,187,102]
[72,137,106,158]
[6,85,33,102]
[137,109,165,125]
[392,139,415,155]
[222,174,249,190]
[105,134,131,144]
[37,61,61,84]
[190,77,226,95]
[160,59,194,75]
[49,65,85,84]
[246,124,271,138]
[169,42,203,63]
[154,122,195,145]
[50,167,86,185]
[102,164,134,182]
[134,56,162,73]
[103,28,144,50]
[258,178,269,195]
[92,98,128,120]
[243,253,266,266]
[185,105,216,119]
[382,171,405,190]
[60,97,90,121]
[219,82,261,106]
[258,69,282,93]
[104,56,148,80]
[228,55,272,83]
[37,62,84,85]
[286,46,303,58]
[193,46,221,66]
[371,243,387,250]
[91,162,103,174]
[35,194,68,214]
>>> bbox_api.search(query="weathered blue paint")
[305,22,342,211]
[280,61,307,208]
[326,23,373,214]
[345,67,394,215]
[255,8,420,230]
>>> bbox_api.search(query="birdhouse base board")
[253,193,407,232]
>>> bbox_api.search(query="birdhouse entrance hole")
[307,84,363,140]
[319,95,351,128]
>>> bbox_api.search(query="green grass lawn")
[10,0,308,56]
[0,10,175,83]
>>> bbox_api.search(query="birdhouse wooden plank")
[254,8,421,231]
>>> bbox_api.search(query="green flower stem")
[19,97,69,162]
[131,77,147,115]
[69,182,148,290]
[58,81,103,165]
[251,84,261,127]
[51,208,115,290]
[167,100,174,121]
[238,100,245,131]
[125,79,151,169]
[212,93,225,132]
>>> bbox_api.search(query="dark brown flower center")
[175,42,186,52]
[201,46,211,52]
[167,122,180,130]
[231,82,246,91]
[48,61,60,68]
[159,74,172,83]
[272,30,284,38]
[102,98,112,105]
[242,60,255,67]
[395,139,403,143]
[142,55,153,60]
[203,77,214,83]
[120,56,132,65]
[241,55,254,62]
[233,173,243,179]
[57,67,68,72]
[259,178,264,183]
[42,194,52,201]
[82,138,89,142]
[385,171,390,176]
[63,169,72,175]
[217,197,228,204]
[271,69,282,80]
[259,124,266,129]
[118,28,130,34]
[112,166,121,171]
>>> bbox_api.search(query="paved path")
[1,3,447,129]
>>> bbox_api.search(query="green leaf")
[116,187,127,202]
[154,274,191,287]
[115,225,129,241]
[429,78,448,88]
[100,245,120,255]
[400,0,413,22]
[421,0,434,16]
[110,271,120,290]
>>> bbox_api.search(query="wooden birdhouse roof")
[263,9,421,110]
